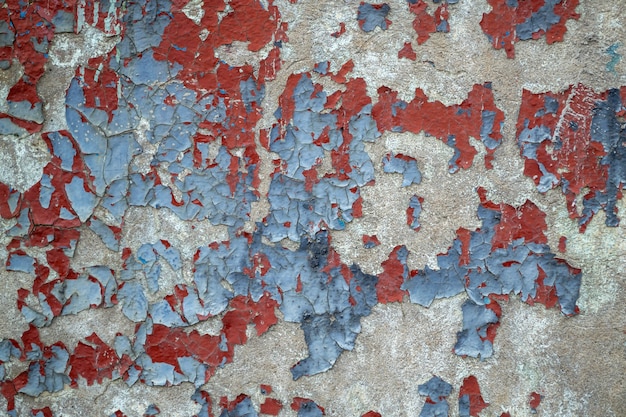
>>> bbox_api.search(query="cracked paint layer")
[480,0,580,58]
[516,84,626,231]
[0,0,599,415]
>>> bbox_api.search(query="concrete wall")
[0,0,625,416]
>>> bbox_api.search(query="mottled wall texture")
[0,0,625,416]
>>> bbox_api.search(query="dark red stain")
[260,398,283,415]
[480,0,580,58]
[373,84,504,171]
[398,42,417,61]
[459,375,489,416]
[361,412,382,417]
[558,236,567,253]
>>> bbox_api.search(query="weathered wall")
[0,0,625,416]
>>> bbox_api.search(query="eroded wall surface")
[0,0,625,416]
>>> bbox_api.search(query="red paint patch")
[459,375,489,416]
[260,398,283,415]
[69,333,118,387]
[376,246,408,303]
[373,84,504,171]
[529,391,542,412]
[362,234,381,247]
[408,0,449,45]
[480,0,580,58]
[398,42,417,60]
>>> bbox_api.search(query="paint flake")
[418,376,452,417]
[357,3,392,32]
[458,375,489,416]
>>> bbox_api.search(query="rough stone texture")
[1,0,625,416]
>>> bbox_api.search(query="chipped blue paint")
[586,89,626,227]
[515,0,562,41]
[382,152,422,186]
[357,3,391,32]
[88,218,120,251]
[6,253,35,274]
[418,376,452,417]
[454,299,498,359]
[606,43,621,73]
[220,396,258,417]
[407,195,423,231]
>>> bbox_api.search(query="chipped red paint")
[480,0,580,58]
[376,246,409,303]
[398,42,417,60]
[373,84,504,172]
[558,236,567,253]
[407,0,449,45]
[516,84,626,231]
[477,187,548,250]
[331,22,347,38]
[69,333,117,387]
[260,398,283,415]
[459,375,489,416]
[529,391,542,413]
[0,0,595,413]
[291,397,326,415]
[362,234,381,248]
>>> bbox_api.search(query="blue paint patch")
[606,43,621,73]
[357,3,391,32]
[382,152,421,186]
[454,299,498,359]
[6,252,35,274]
[418,376,452,417]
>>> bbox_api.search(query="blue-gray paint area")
[454,299,498,359]
[382,152,422,186]
[418,376,452,417]
[586,89,626,227]
[357,3,391,32]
